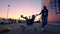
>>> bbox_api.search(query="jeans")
[42,17,48,28]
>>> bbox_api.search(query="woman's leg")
[42,17,45,31]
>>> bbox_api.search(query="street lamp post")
[7,5,10,19]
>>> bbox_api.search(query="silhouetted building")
[50,0,60,14]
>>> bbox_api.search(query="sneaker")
[42,28,44,31]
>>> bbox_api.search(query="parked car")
[0,20,12,24]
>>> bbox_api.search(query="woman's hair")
[43,6,47,9]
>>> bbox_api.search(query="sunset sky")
[0,0,42,19]
[0,0,60,23]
